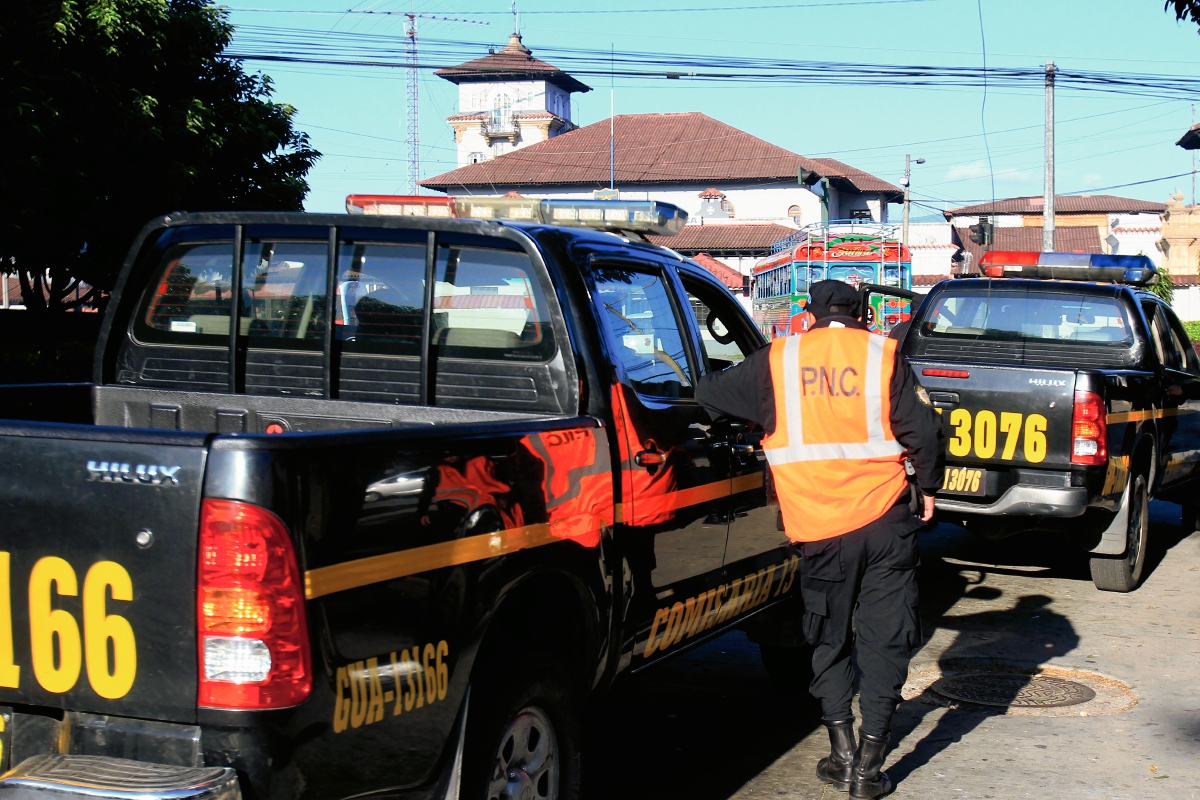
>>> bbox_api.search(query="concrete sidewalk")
[732,500,1200,800]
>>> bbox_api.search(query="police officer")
[696,280,944,799]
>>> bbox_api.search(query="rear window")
[138,240,555,362]
[920,289,1132,344]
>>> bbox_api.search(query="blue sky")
[225,0,1200,217]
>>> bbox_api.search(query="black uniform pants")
[798,502,922,738]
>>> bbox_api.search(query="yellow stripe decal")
[1105,408,1191,423]
[305,523,558,600]
[305,472,766,599]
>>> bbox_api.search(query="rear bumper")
[0,755,239,800]
[936,485,1088,517]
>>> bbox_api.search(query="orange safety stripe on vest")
[762,328,908,542]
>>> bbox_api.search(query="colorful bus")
[752,221,913,338]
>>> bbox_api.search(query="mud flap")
[1090,480,1130,556]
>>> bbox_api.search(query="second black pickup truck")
[0,198,805,800]
[904,251,1200,592]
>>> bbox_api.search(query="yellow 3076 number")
[0,552,137,699]
[948,409,1048,463]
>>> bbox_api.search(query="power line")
[226,0,945,16]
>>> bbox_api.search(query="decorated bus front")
[751,222,912,338]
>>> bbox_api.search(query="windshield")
[920,289,1132,344]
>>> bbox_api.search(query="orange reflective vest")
[762,328,908,542]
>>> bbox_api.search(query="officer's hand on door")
[920,493,935,522]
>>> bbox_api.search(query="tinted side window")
[1165,308,1200,374]
[1145,303,1175,368]
[681,276,758,372]
[594,267,694,399]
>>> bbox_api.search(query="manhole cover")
[930,673,1096,708]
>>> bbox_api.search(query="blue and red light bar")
[978,251,1157,286]
[345,194,688,237]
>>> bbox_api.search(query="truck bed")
[0,383,552,434]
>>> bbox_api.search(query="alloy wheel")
[487,706,559,800]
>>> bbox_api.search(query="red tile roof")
[434,34,592,94]
[947,195,1165,217]
[648,223,797,253]
[809,158,902,196]
[954,225,1102,270]
[913,274,950,287]
[1178,123,1200,150]
[422,113,872,191]
[690,253,745,289]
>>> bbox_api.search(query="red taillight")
[922,368,970,379]
[1071,390,1107,466]
[198,499,311,709]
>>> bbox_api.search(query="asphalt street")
[584,501,1200,799]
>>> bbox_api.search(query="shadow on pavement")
[888,501,1193,787]
[582,631,821,800]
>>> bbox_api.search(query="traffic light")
[968,218,994,246]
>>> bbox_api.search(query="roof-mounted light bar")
[978,251,1158,287]
[345,194,688,237]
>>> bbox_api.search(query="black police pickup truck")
[905,251,1200,593]
[0,198,803,800]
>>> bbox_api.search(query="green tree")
[0,0,319,317]
[1149,269,1175,304]
[1166,0,1200,29]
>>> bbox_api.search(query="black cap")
[808,280,860,319]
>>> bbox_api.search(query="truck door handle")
[730,443,756,457]
[928,391,960,408]
[635,450,666,467]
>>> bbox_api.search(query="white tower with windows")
[435,32,592,168]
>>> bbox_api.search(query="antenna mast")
[405,11,420,194]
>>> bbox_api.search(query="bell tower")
[435,33,592,167]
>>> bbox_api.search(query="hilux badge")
[86,461,181,486]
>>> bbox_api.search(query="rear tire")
[759,643,815,696]
[463,654,581,800]
[1090,472,1149,592]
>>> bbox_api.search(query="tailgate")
[0,430,206,723]
[914,363,1076,472]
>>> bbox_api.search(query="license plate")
[0,706,10,773]
[940,467,986,496]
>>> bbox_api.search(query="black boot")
[815,718,857,791]
[849,731,893,799]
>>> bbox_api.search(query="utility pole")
[1192,104,1196,207]
[901,154,924,248]
[610,44,615,190]
[1043,61,1056,251]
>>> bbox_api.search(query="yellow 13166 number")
[0,552,137,699]
[948,409,1048,463]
